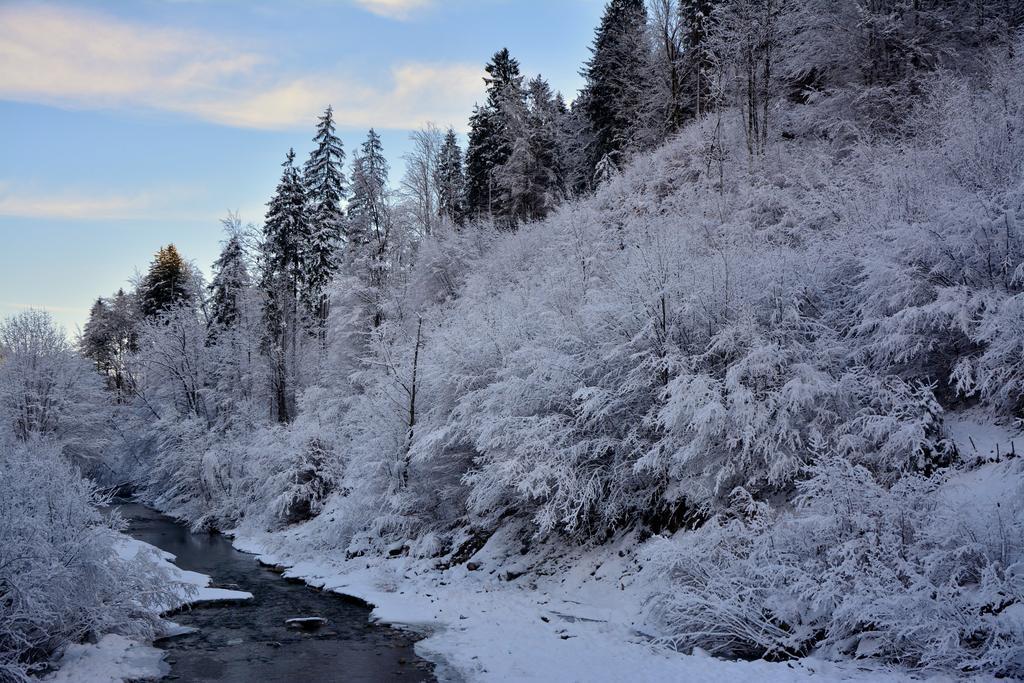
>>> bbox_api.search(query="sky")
[0,0,605,332]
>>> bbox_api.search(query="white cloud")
[353,0,434,20]
[0,190,152,220]
[0,5,263,108]
[0,3,480,130]
[188,63,483,130]
[0,182,204,221]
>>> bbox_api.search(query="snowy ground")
[43,535,252,683]
[230,528,951,683]
[43,634,169,683]
[221,414,1019,683]
[231,530,930,682]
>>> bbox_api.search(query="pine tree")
[81,288,138,399]
[303,106,347,336]
[208,228,250,336]
[348,129,392,326]
[493,76,565,226]
[594,152,619,187]
[435,128,466,226]
[260,148,307,423]
[559,95,596,197]
[82,298,113,374]
[348,129,390,260]
[465,105,500,220]
[679,0,717,119]
[464,48,525,222]
[139,244,192,317]
[581,0,651,182]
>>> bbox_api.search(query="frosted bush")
[652,457,1024,675]
[268,437,336,527]
[0,441,178,682]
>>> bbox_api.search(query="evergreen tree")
[348,129,391,260]
[464,48,525,222]
[139,244,192,317]
[594,151,619,187]
[494,76,565,226]
[348,129,392,327]
[465,105,500,220]
[260,148,307,423]
[581,0,651,182]
[81,288,138,399]
[559,94,597,197]
[208,228,251,336]
[679,0,717,119]
[81,298,112,373]
[303,106,347,335]
[435,128,466,226]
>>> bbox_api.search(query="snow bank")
[43,635,168,683]
[45,535,251,683]
[231,525,937,682]
[113,535,253,608]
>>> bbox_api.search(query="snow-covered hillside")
[4,1,1024,680]
[120,43,1024,679]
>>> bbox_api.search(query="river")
[117,503,435,682]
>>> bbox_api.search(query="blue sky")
[0,0,605,331]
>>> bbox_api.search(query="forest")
[2,0,1024,680]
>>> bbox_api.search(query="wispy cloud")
[353,0,434,20]
[0,182,205,221]
[188,63,484,130]
[0,3,480,130]
[0,189,152,221]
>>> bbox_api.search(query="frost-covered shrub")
[641,301,845,505]
[844,47,1024,411]
[0,441,178,682]
[138,414,218,526]
[838,372,955,477]
[653,457,1024,675]
[269,437,336,527]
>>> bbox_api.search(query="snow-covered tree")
[465,48,525,223]
[81,289,138,400]
[401,123,444,239]
[0,441,178,682]
[678,0,717,119]
[492,76,565,226]
[303,106,347,336]
[260,148,307,423]
[139,244,193,318]
[435,127,466,226]
[581,0,651,176]
[347,129,393,328]
[208,218,251,336]
[0,310,108,460]
[206,215,261,426]
[646,0,686,141]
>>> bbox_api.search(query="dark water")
[117,503,435,683]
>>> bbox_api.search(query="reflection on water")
[118,503,434,683]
